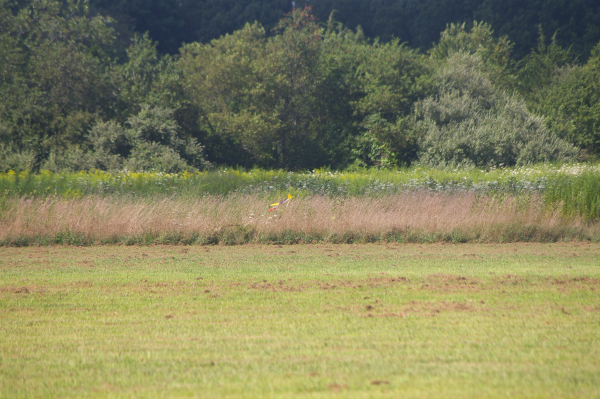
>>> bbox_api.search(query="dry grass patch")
[1,193,598,245]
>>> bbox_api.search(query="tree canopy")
[88,0,600,61]
[1,1,598,172]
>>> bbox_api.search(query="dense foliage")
[88,0,600,61]
[1,1,599,172]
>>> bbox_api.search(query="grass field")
[2,243,599,398]
[2,164,600,248]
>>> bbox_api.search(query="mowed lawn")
[1,243,599,398]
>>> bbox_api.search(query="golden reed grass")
[1,193,597,244]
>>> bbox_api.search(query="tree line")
[86,0,600,61]
[1,0,599,172]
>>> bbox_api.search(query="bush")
[39,105,209,173]
[415,54,578,168]
[0,145,37,172]
[533,42,600,157]
[124,142,191,173]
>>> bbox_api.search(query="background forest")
[1,0,600,172]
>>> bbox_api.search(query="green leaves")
[2,2,599,172]
[0,0,115,170]
[414,53,578,168]
[70,105,209,173]
[519,31,600,158]
[352,40,432,167]
[429,21,516,90]
[179,9,360,169]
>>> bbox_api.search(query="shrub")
[39,105,209,173]
[0,145,37,172]
[533,42,600,157]
[415,53,578,168]
[124,142,191,173]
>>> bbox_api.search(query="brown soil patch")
[245,276,413,293]
[360,312,406,318]
[1,286,31,294]
[328,383,348,392]
[399,300,478,317]
[583,304,600,312]
[247,281,303,292]
[242,272,600,294]
[490,275,600,291]
[371,380,389,385]
[358,300,479,318]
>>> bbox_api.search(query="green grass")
[1,243,600,398]
[544,170,600,221]
[2,224,597,247]
[0,163,594,198]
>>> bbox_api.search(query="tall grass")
[3,164,600,221]
[2,164,598,198]
[1,164,599,246]
[1,194,597,246]
[544,171,600,221]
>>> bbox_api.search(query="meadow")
[2,166,599,397]
[1,164,600,246]
[1,243,599,398]
[3,164,600,203]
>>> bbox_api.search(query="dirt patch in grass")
[3,273,598,299]
[583,304,600,312]
[328,383,348,392]
[371,380,390,386]
[402,300,479,315]
[107,272,599,295]
[490,275,600,291]
[359,300,480,318]
[0,286,31,294]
